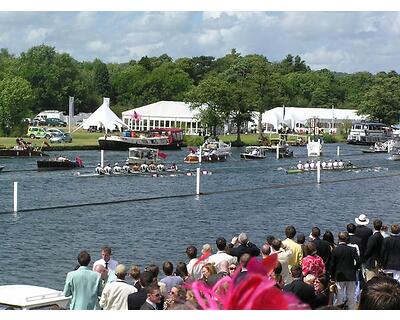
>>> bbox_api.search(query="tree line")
[0,44,399,139]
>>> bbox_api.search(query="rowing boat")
[286,165,358,174]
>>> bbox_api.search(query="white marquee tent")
[73,98,128,133]
[261,106,365,132]
[122,101,202,134]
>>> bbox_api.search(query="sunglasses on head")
[229,267,237,270]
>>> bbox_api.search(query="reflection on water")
[0,143,399,289]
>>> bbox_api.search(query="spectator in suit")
[309,226,332,270]
[354,214,373,259]
[347,223,362,259]
[358,275,400,309]
[99,264,137,310]
[330,232,361,310]
[140,284,162,310]
[364,219,384,281]
[229,232,260,259]
[270,239,293,285]
[380,224,400,282]
[63,250,103,310]
[283,265,316,308]
[127,271,155,310]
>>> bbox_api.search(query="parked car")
[0,285,70,310]
[27,127,51,139]
[46,128,65,136]
[46,118,67,127]
[50,132,72,143]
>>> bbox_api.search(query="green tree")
[0,77,33,135]
[358,73,400,124]
[93,58,111,98]
[18,45,80,114]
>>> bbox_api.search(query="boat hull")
[287,166,357,174]
[184,154,228,164]
[98,137,181,151]
[37,160,81,170]
[240,153,266,160]
[0,149,48,157]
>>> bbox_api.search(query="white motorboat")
[240,146,267,160]
[126,147,162,165]
[307,137,323,157]
[184,138,231,164]
[389,142,400,161]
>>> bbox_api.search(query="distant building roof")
[122,101,201,119]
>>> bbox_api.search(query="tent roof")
[122,101,200,119]
[75,98,127,132]
[262,107,365,125]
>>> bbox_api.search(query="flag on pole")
[131,111,142,122]
[69,96,74,117]
[282,104,286,122]
[156,150,167,159]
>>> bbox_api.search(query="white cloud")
[25,27,50,44]
[302,46,352,71]
[86,40,110,53]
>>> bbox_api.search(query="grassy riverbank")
[0,129,346,150]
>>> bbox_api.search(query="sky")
[1,5,400,74]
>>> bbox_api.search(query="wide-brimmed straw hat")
[355,214,369,226]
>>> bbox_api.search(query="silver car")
[50,132,72,143]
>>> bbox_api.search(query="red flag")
[131,111,142,122]
[157,150,167,159]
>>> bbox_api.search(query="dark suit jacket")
[330,243,360,282]
[380,235,400,270]
[312,238,332,267]
[140,301,156,310]
[364,231,383,269]
[283,279,316,308]
[127,287,147,310]
[348,234,363,259]
[229,242,260,259]
[355,225,373,258]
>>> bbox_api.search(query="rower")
[346,160,353,168]
[310,160,316,170]
[251,148,259,156]
[321,160,327,169]
[140,163,148,172]
[157,163,165,172]
[122,161,131,173]
[169,162,178,171]
[95,163,104,175]
[327,159,333,169]
[304,161,310,170]
[132,163,140,172]
[113,162,122,173]
[148,162,157,172]
[296,161,304,170]
[333,159,339,169]
[338,159,344,168]
[104,163,112,174]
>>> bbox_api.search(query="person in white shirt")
[296,161,304,170]
[185,245,203,280]
[113,162,122,173]
[95,164,104,174]
[327,160,333,169]
[104,163,112,174]
[310,160,316,170]
[93,246,119,271]
[100,264,137,310]
[321,160,327,169]
[122,161,131,173]
[270,239,293,285]
[333,159,339,169]
[207,237,237,273]
[304,161,310,170]
[338,159,344,168]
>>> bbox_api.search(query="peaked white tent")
[73,98,128,133]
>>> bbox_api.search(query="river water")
[0,143,399,291]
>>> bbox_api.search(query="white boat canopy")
[73,98,128,133]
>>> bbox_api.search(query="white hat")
[355,214,369,225]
